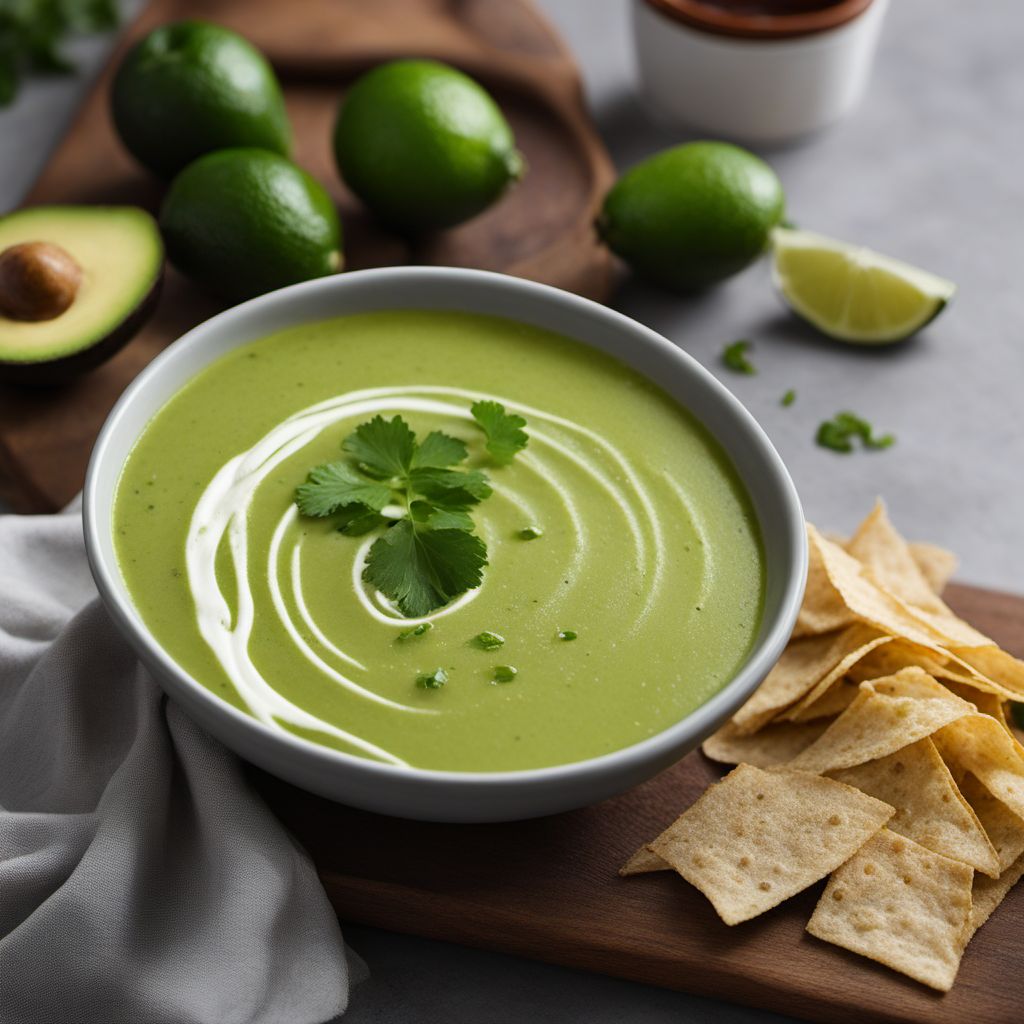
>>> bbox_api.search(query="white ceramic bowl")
[84,267,806,822]
[632,0,889,144]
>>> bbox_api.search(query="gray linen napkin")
[0,503,358,1024]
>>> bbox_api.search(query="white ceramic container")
[632,0,889,144]
[83,267,806,823]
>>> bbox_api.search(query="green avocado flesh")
[0,206,162,364]
[114,311,765,772]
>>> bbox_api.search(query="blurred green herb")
[816,411,895,454]
[781,389,796,407]
[722,339,756,375]
[0,0,119,106]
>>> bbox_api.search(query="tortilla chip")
[619,844,670,876]
[909,541,957,595]
[732,625,886,734]
[951,645,1024,700]
[807,526,946,648]
[806,830,973,992]
[850,638,1021,702]
[830,739,1000,877]
[969,852,1024,938]
[702,719,831,768]
[778,629,891,724]
[785,676,861,723]
[942,681,1009,725]
[840,505,995,651]
[648,765,893,926]
[959,772,1024,873]
[934,715,1024,821]
[792,529,857,638]
[847,501,949,616]
[787,669,974,775]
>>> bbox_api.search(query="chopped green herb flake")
[493,665,518,683]
[471,400,528,464]
[519,525,543,540]
[416,667,448,689]
[557,630,577,641]
[722,340,756,375]
[816,411,895,454]
[781,389,796,407]
[397,622,433,641]
[475,631,505,651]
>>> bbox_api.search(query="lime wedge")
[771,228,956,344]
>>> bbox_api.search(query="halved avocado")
[0,206,163,386]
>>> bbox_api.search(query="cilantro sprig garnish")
[816,411,895,454]
[295,402,527,617]
[471,400,528,463]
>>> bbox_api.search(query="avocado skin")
[0,270,163,387]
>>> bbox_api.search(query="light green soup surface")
[115,310,764,771]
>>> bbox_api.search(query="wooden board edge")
[320,874,946,1024]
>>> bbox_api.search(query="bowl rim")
[84,266,806,791]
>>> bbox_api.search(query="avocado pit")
[0,241,83,322]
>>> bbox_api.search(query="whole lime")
[160,149,342,303]
[598,142,785,291]
[111,20,291,179]
[333,59,523,231]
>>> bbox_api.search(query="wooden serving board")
[0,0,615,513]
[254,582,1024,1024]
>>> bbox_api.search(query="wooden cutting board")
[254,582,1024,1024]
[0,0,615,513]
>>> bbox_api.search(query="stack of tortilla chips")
[622,502,1024,992]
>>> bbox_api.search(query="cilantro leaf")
[816,411,895,454]
[409,501,474,531]
[471,400,528,464]
[342,415,416,478]
[295,462,391,517]
[363,519,487,617]
[781,389,796,407]
[411,430,467,469]
[722,340,756,374]
[409,467,491,507]
[336,506,388,537]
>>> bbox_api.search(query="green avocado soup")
[114,310,764,771]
